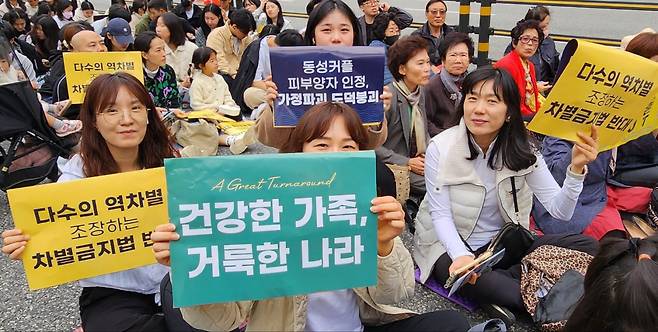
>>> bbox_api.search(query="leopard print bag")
[520,245,593,331]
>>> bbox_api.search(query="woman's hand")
[381,86,392,112]
[1,229,29,260]
[151,223,180,266]
[370,196,405,256]
[570,125,599,174]
[537,81,553,93]
[408,155,425,176]
[264,75,279,106]
[448,254,479,284]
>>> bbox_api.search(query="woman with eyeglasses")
[495,19,550,119]
[1,72,179,331]
[504,6,560,88]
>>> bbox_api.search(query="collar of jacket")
[437,118,537,187]
[420,21,447,38]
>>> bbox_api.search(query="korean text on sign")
[528,39,658,151]
[7,167,168,290]
[166,152,378,307]
[63,51,145,104]
[271,46,385,127]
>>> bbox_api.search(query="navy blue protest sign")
[270,46,385,127]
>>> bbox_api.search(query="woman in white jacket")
[413,67,600,324]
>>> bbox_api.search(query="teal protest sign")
[165,151,378,307]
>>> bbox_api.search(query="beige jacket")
[413,120,539,283]
[181,237,416,331]
[189,71,236,111]
[206,25,254,78]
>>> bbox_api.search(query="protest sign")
[527,40,658,151]
[270,46,385,127]
[63,52,144,104]
[7,168,167,290]
[166,152,378,307]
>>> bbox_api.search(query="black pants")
[365,310,470,332]
[160,273,211,332]
[79,287,167,332]
[431,234,598,312]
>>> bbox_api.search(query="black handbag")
[484,177,537,269]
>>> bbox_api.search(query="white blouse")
[425,138,585,259]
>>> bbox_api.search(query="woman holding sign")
[151,101,471,332]
[1,72,183,331]
[413,67,600,325]
[238,0,392,154]
[535,32,658,241]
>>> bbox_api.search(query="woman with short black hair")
[134,31,181,109]
[565,235,658,331]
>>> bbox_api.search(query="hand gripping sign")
[527,40,658,151]
[270,46,385,127]
[8,168,167,290]
[165,152,378,307]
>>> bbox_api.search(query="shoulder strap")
[510,177,521,225]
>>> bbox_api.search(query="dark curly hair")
[510,19,544,47]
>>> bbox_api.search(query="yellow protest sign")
[63,51,144,104]
[7,168,167,290]
[217,120,255,136]
[186,109,236,122]
[527,40,658,151]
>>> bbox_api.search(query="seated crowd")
[1,0,658,331]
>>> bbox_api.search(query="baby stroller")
[0,79,74,191]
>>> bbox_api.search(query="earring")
[506,116,511,122]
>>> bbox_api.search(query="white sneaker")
[229,127,257,155]
[218,104,241,117]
